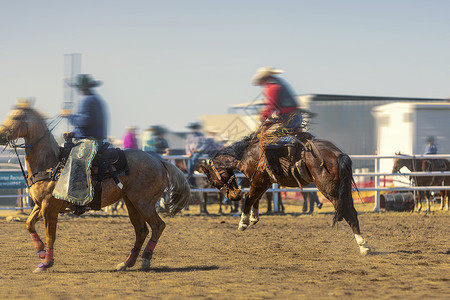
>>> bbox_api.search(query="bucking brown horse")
[0,100,190,272]
[202,130,371,256]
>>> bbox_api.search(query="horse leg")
[239,176,271,231]
[140,209,166,271]
[446,190,449,211]
[266,192,273,214]
[341,202,370,256]
[440,190,449,211]
[445,190,448,211]
[250,199,260,225]
[199,192,208,215]
[416,192,423,212]
[127,189,166,271]
[26,205,45,259]
[218,193,224,215]
[33,198,63,273]
[115,196,149,271]
[426,191,431,212]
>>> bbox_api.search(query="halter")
[208,160,237,198]
[1,112,64,188]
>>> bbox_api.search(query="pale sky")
[1,0,449,139]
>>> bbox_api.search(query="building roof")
[306,94,445,102]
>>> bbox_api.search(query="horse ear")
[16,97,35,109]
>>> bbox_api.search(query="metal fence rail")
[1,154,450,211]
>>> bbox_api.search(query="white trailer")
[373,102,450,173]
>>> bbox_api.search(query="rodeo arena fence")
[1,154,450,212]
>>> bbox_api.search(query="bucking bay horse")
[202,130,371,255]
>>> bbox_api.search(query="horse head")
[392,152,409,173]
[200,159,242,201]
[0,99,37,145]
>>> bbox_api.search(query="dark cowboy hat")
[69,74,102,89]
[186,122,202,129]
[150,125,166,134]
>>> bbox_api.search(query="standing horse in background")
[392,153,450,211]
[202,132,371,255]
[0,101,190,272]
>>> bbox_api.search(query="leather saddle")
[30,133,129,214]
[263,132,314,186]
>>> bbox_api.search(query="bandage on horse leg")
[30,232,45,258]
[124,246,140,267]
[142,240,157,260]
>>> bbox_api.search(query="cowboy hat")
[252,67,284,85]
[186,122,202,129]
[150,125,166,134]
[69,74,102,89]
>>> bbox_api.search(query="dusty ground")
[0,202,448,299]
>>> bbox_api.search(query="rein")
[209,160,237,198]
[4,115,64,189]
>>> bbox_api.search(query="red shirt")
[261,83,297,120]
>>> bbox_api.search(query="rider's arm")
[68,97,95,128]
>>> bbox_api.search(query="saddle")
[28,133,129,213]
[263,131,315,188]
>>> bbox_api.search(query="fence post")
[373,156,380,212]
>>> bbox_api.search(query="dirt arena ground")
[0,202,448,299]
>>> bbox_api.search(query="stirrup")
[66,205,91,216]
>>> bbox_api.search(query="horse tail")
[161,160,191,216]
[334,154,357,226]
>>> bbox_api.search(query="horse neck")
[214,155,239,173]
[24,122,59,174]
[238,142,260,177]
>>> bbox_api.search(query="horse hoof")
[33,267,47,273]
[359,245,371,256]
[250,218,259,226]
[140,258,151,271]
[115,262,127,271]
[33,263,50,273]
[37,250,46,259]
[238,223,248,231]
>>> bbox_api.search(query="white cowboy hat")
[252,67,284,85]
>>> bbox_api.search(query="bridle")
[1,110,64,188]
[208,160,238,198]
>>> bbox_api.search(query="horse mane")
[215,132,258,160]
[23,106,60,158]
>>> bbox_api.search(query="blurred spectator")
[203,127,224,157]
[123,126,138,149]
[423,136,437,155]
[150,125,170,156]
[422,136,438,171]
[185,122,206,187]
[301,183,322,214]
[141,127,154,152]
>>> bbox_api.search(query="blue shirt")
[185,131,206,155]
[424,144,437,155]
[69,94,107,140]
